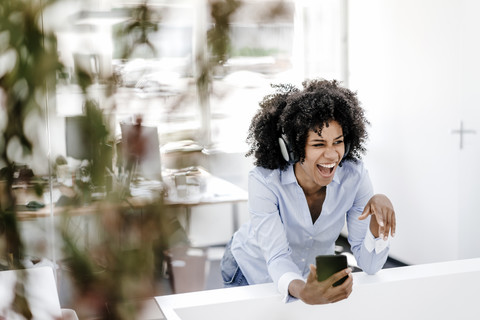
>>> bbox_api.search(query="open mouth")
[317,163,336,176]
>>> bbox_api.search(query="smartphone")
[316,254,348,287]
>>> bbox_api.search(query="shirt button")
[301,258,305,262]
[309,236,313,240]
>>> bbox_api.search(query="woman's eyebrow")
[312,135,344,141]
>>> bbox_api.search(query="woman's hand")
[289,264,353,305]
[359,194,396,240]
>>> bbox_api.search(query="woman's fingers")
[301,265,353,304]
[327,272,353,302]
[391,209,396,237]
[306,264,317,283]
[358,205,371,220]
[377,210,387,240]
[360,194,397,240]
[327,267,352,287]
[379,207,396,239]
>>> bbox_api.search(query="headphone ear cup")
[343,142,351,159]
[278,136,291,162]
[278,134,296,164]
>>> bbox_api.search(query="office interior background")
[1,0,479,319]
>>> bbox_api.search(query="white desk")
[159,168,248,245]
[155,258,480,320]
[0,267,66,320]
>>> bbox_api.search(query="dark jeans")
[220,239,249,287]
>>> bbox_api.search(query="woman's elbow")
[361,266,381,275]
[356,256,385,275]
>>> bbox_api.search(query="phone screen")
[316,254,348,287]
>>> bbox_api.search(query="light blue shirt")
[231,160,389,300]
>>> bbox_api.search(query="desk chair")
[164,246,208,294]
[0,266,78,320]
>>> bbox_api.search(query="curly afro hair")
[246,79,369,170]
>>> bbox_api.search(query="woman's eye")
[334,140,344,145]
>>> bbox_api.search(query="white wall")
[348,0,480,264]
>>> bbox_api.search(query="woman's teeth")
[318,163,335,168]
[317,163,336,175]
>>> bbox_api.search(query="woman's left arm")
[358,194,396,241]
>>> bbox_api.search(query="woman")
[221,79,396,304]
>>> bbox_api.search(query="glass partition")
[1,0,346,318]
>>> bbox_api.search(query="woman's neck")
[294,163,326,195]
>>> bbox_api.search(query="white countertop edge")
[354,257,480,285]
[155,283,278,320]
[155,257,480,319]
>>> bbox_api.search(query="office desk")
[155,258,480,320]
[159,170,248,239]
[14,169,247,253]
[13,182,112,221]
[15,169,247,222]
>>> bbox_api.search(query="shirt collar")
[280,165,297,185]
[331,165,342,185]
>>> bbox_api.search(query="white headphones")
[278,133,298,164]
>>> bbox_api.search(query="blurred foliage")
[0,0,62,318]
[115,1,160,59]
[208,0,242,65]
[233,47,281,57]
[0,0,57,280]
[57,2,171,318]
[0,0,252,318]
[61,197,176,319]
[0,0,61,189]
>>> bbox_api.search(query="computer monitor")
[120,123,162,180]
[65,115,114,187]
[65,115,92,160]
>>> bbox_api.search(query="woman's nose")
[324,146,339,160]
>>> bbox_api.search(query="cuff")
[278,272,303,303]
[364,228,390,254]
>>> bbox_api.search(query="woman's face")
[295,120,346,189]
